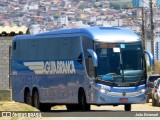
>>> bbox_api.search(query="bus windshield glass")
[95,42,145,86]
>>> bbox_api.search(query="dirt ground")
[0,101,38,111]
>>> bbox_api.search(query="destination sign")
[99,43,116,48]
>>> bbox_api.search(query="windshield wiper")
[95,78,114,86]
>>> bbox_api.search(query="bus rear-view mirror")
[144,50,154,67]
[87,49,98,67]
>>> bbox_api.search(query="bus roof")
[13,27,140,43]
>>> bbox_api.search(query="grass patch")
[0,101,39,111]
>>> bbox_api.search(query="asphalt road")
[33,101,159,120]
[39,101,160,118]
[49,100,160,112]
[1,101,159,120]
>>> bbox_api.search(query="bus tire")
[78,89,90,111]
[152,98,156,106]
[66,104,80,111]
[124,104,131,111]
[32,90,51,112]
[24,89,32,105]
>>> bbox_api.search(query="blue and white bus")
[12,27,153,111]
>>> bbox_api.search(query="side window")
[58,36,82,60]
[49,38,60,60]
[19,40,29,60]
[38,38,49,60]
[28,39,38,60]
[12,41,19,60]
[70,37,82,60]
[13,42,16,50]
[19,39,39,61]
[82,36,95,77]
[59,37,71,60]
[82,36,94,58]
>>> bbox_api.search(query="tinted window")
[149,76,160,82]
[12,41,20,60]
[59,37,81,60]
[14,36,81,61]
[82,36,94,58]
[70,37,82,60]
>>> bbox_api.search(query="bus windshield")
[95,42,145,86]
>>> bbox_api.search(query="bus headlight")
[93,85,111,94]
[138,89,146,93]
[100,89,106,93]
[99,88,110,94]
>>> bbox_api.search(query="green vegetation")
[110,2,133,9]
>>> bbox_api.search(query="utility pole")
[150,0,154,58]
[150,0,155,73]
[141,6,145,49]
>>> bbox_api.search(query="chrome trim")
[107,91,142,97]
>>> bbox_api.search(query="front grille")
[107,92,141,97]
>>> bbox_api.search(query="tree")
[110,2,132,10]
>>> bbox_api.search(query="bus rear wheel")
[124,104,131,111]
[24,90,32,105]
[78,89,90,111]
[32,90,51,112]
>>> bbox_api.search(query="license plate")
[120,98,128,102]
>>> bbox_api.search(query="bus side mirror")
[87,49,98,67]
[144,50,154,67]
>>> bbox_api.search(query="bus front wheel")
[124,104,131,111]
[78,89,90,111]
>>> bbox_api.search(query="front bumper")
[95,91,146,105]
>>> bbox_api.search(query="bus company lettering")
[43,61,76,74]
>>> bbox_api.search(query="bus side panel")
[12,60,88,104]
[36,60,87,104]
[12,75,25,102]
[12,35,92,104]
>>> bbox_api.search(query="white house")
[59,15,69,26]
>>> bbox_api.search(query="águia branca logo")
[24,61,76,74]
